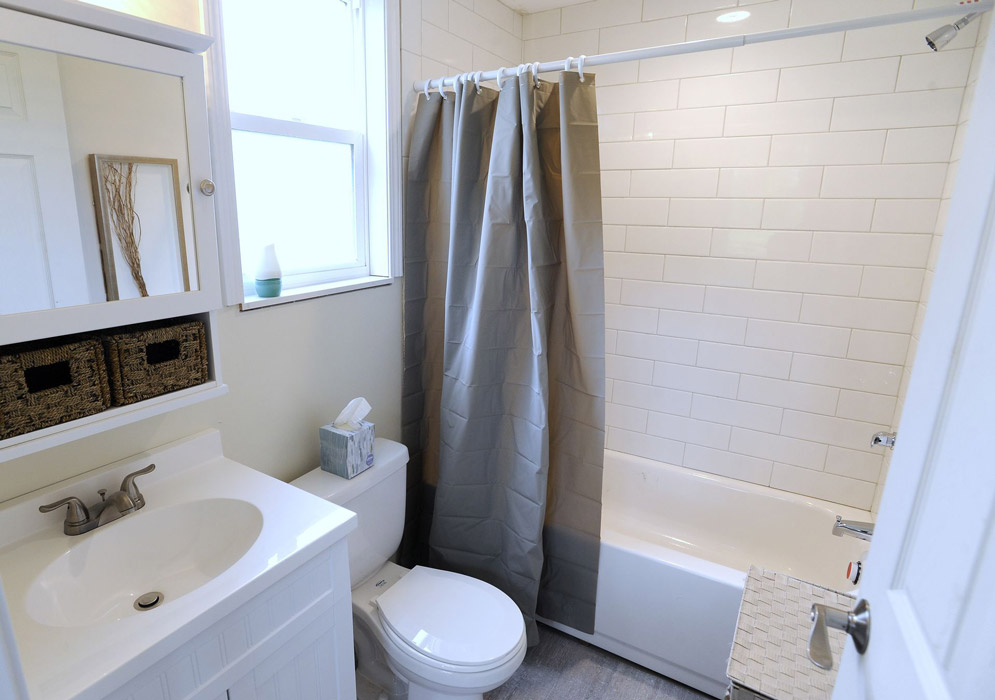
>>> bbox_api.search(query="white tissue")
[333,397,372,431]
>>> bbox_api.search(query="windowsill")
[239,275,393,311]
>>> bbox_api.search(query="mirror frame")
[0,7,221,346]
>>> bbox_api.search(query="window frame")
[203,0,401,310]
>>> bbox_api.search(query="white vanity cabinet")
[103,543,357,700]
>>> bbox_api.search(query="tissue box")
[320,420,375,478]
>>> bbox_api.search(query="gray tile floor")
[485,625,711,700]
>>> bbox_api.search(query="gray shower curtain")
[402,71,605,644]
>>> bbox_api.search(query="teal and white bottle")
[254,244,282,298]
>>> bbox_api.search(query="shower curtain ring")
[565,56,574,73]
[496,66,508,88]
[474,71,483,94]
[424,79,432,101]
[438,76,448,100]
[577,55,586,82]
[517,63,528,77]
[531,61,541,87]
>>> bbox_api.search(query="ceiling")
[500,0,591,14]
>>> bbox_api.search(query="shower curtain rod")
[412,1,994,93]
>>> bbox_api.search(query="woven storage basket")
[0,338,112,439]
[102,320,208,406]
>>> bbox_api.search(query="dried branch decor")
[99,160,149,297]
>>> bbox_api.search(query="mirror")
[0,41,199,316]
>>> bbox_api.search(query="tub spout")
[832,515,874,542]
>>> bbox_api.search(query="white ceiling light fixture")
[716,10,751,23]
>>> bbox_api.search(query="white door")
[0,41,88,315]
[833,22,995,700]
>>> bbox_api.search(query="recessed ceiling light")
[716,10,751,23]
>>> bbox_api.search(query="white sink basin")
[26,498,263,627]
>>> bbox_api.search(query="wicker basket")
[102,320,209,406]
[0,338,112,439]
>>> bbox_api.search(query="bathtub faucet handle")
[808,599,871,670]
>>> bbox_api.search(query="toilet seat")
[374,566,526,671]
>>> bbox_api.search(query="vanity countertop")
[0,429,356,700]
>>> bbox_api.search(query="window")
[207,0,399,308]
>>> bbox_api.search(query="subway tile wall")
[399,0,990,511]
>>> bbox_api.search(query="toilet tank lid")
[290,438,409,505]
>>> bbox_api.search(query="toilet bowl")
[291,439,526,700]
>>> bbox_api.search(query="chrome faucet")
[39,464,155,536]
[832,515,874,542]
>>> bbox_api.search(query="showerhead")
[926,12,980,51]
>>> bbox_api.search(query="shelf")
[0,381,228,463]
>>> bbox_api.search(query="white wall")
[523,0,986,510]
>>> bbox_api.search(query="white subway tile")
[791,354,902,395]
[625,227,712,256]
[724,99,833,136]
[769,131,886,166]
[780,409,888,453]
[745,319,851,357]
[606,403,648,432]
[401,0,423,52]
[871,199,941,233]
[669,198,764,228]
[653,361,740,398]
[825,446,884,482]
[603,198,669,226]
[597,113,635,142]
[896,49,974,92]
[606,328,618,354]
[684,444,773,485]
[847,330,910,365]
[678,70,780,108]
[603,224,626,252]
[843,17,978,61]
[710,229,812,262]
[604,252,665,280]
[619,280,705,311]
[738,374,840,415]
[860,266,925,301]
[616,330,699,364]
[755,261,862,296]
[732,32,842,72]
[605,278,622,304]
[821,164,948,199]
[423,0,448,28]
[599,17,687,53]
[524,31,599,64]
[630,170,719,198]
[606,303,658,332]
[831,89,964,131]
[664,256,756,288]
[800,294,917,334]
[634,107,726,140]
[697,341,792,379]
[778,58,899,101]
[730,427,828,470]
[763,200,874,232]
[789,0,911,27]
[449,5,520,63]
[717,167,823,198]
[600,140,675,170]
[770,463,875,509]
[643,0,735,21]
[601,171,630,198]
[649,412,732,449]
[560,0,641,33]
[836,390,897,425]
[639,49,732,82]
[882,126,956,164]
[597,81,680,114]
[588,61,640,86]
[473,0,517,34]
[613,380,693,416]
[673,136,771,168]
[607,427,684,464]
[686,0,790,40]
[810,232,932,267]
[421,22,472,68]
[607,353,655,384]
[522,9,560,40]
[704,286,802,321]
[658,309,747,344]
[692,394,783,433]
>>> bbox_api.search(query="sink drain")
[134,591,164,611]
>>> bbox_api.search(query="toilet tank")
[291,438,409,586]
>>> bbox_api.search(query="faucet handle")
[39,497,90,526]
[119,463,155,510]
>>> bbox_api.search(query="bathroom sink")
[25,498,263,627]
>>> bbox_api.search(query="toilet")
[291,438,527,700]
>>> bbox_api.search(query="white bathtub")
[541,450,871,698]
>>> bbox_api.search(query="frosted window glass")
[223,0,357,129]
[232,131,358,279]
